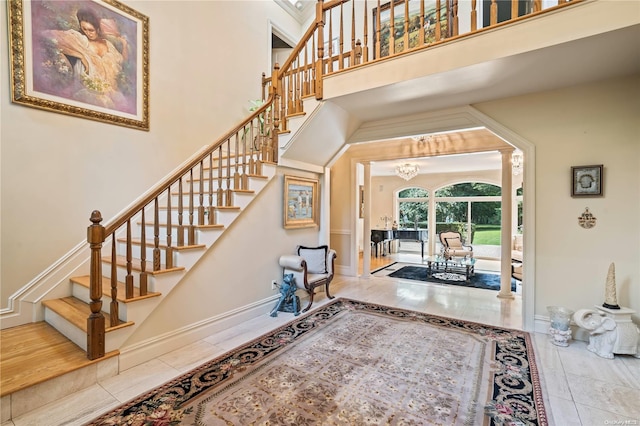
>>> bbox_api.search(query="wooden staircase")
[0,161,277,418]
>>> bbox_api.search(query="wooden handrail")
[87,0,582,360]
[101,100,273,237]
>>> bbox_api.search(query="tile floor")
[3,254,639,425]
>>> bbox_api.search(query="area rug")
[87,298,546,425]
[379,263,518,292]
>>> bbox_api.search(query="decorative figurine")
[603,262,620,309]
[573,262,640,359]
[573,309,618,358]
[270,273,300,317]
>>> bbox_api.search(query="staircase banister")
[102,95,274,236]
[322,0,351,11]
[276,22,320,78]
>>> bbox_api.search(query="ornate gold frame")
[7,0,150,130]
[284,175,319,229]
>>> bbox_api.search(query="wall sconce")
[512,153,523,175]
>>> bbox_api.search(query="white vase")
[547,306,574,347]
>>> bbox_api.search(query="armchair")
[512,263,523,281]
[278,245,337,313]
[439,231,473,260]
[512,234,523,263]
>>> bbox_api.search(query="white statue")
[603,262,620,309]
[574,308,640,359]
[574,309,617,358]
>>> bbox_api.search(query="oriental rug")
[375,262,518,292]
[87,298,546,425]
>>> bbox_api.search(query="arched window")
[435,183,502,248]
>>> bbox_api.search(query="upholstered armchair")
[512,234,523,263]
[512,263,523,281]
[439,231,473,260]
[278,245,337,313]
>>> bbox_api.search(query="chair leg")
[325,282,334,300]
[302,290,315,313]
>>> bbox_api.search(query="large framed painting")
[8,0,149,130]
[373,0,449,59]
[284,175,319,229]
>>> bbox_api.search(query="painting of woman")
[32,1,138,114]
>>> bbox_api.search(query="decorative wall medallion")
[578,207,597,229]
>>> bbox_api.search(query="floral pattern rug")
[87,298,547,425]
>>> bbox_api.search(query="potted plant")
[247,100,272,150]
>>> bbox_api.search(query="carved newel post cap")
[603,262,620,310]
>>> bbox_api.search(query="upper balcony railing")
[267,0,581,128]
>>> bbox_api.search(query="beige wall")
[0,1,302,308]
[122,167,322,348]
[475,75,640,319]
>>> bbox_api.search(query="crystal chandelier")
[395,163,420,181]
[512,153,523,176]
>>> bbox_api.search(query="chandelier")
[395,163,420,181]
[512,153,523,176]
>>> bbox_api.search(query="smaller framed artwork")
[284,175,319,229]
[571,165,603,197]
[359,185,365,218]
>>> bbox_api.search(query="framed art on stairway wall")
[8,0,150,130]
[284,175,319,229]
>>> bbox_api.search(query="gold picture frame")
[284,175,319,229]
[8,0,150,130]
[373,0,449,59]
[571,165,603,197]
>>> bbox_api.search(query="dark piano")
[371,229,394,257]
[394,229,428,257]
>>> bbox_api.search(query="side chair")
[279,245,337,313]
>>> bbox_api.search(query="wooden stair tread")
[42,297,134,332]
[101,255,185,275]
[203,159,276,168]
[116,238,206,251]
[135,220,226,229]
[186,175,268,183]
[0,322,118,396]
[70,275,161,302]
[170,188,255,195]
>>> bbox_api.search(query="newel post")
[315,0,325,100]
[87,210,106,360]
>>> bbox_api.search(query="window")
[435,183,502,246]
[397,188,429,229]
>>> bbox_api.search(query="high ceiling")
[274,0,315,24]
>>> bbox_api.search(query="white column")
[428,195,436,256]
[362,162,372,277]
[498,149,515,299]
